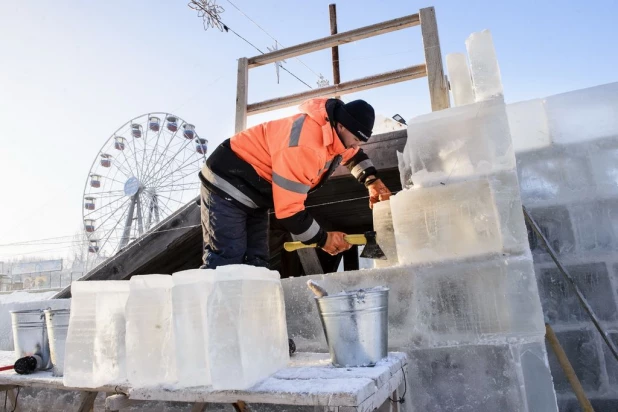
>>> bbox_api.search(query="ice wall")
[513,82,618,409]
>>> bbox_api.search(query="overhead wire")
[188,0,313,89]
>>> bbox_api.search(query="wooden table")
[0,351,407,412]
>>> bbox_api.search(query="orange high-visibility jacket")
[200,98,377,245]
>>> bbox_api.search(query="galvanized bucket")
[315,287,389,367]
[10,309,52,370]
[44,308,70,376]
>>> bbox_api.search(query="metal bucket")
[315,287,389,367]
[44,309,70,376]
[10,309,52,370]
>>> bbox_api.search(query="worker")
[198,97,392,269]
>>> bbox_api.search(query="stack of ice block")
[385,27,558,411]
[63,266,288,391]
[63,280,130,388]
[372,200,398,268]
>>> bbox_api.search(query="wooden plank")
[247,65,426,115]
[420,7,450,111]
[235,57,249,133]
[77,391,99,412]
[248,14,420,67]
[54,198,202,298]
[190,403,208,412]
[128,377,375,406]
[6,387,20,412]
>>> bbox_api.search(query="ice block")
[403,97,514,188]
[205,265,289,390]
[171,269,211,388]
[446,53,475,106]
[466,29,503,101]
[125,275,176,387]
[372,200,398,268]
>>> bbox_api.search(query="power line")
[188,0,313,89]
[224,0,322,79]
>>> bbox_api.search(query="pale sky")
[0,0,617,261]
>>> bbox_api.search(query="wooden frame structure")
[234,6,449,133]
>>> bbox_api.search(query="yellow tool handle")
[283,234,367,252]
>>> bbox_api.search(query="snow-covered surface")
[0,351,406,408]
[0,290,57,304]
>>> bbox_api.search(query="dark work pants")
[200,185,269,269]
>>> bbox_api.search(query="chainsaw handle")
[283,234,367,252]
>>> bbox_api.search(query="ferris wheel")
[83,113,208,257]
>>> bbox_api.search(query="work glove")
[366,177,391,209]
[321,231,352,256]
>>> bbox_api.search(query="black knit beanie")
[327,99,375,142]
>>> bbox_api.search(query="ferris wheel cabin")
[149,116,161,132]
[196,138,208,155]
[100,153,112,168]
[166,116,178,132]
[84,197,96,210]
[114,136,127,151]
[88,240,99,253]
[131,124,142,138]
[84,219,95,233]
[90,174,101,188]
[183,123,196,139]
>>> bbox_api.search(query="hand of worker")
[366,177,391,209]
[320,231,352,256]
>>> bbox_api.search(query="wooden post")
[77,391,99,412]
[235,57,249,133]
[419,7,450,111]
[329,4,341,98]
[545,324,594,412]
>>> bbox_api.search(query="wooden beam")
[235,57,249,133]
[77,391,99,412]
[247,13,420,68]
[329,4,341,90]
[248,65,426,115]
[420,7,450,111]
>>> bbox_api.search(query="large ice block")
[545,82,618,144]
[92,281,129,387]
[446,53,475,106]
[372,200,398,268]
[507,99,552,153]
[283,256,544,352]
[411,256,545,346]
[125,275,176,387]
[63,280,129,388]
[465,29,503,101]
[63,282,97,387]
[407,340,557,412]
[390,171,527,265]
[403,97,514,188]
[516,145,596,206]
[588,137,618,197]
[171,269,211,388]
[205,265,289,390]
